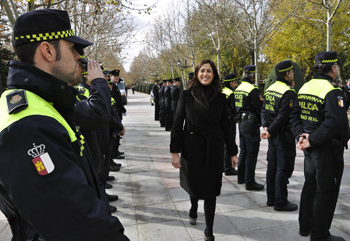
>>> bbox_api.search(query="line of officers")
[74,53,127,214]
[153,51,349,241]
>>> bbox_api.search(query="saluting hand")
[86,60,104,85]
[172,153,181,169]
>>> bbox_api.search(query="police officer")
[290,51,349,241]
[164,79,174,131]
[222,73,238,176]
[261,60,298,211]
[235,65,264,190]
[109,69,126,161]
[159,80,167,127]
[171,77,181,120]
[152,79,160,121]
[0,9,128,240]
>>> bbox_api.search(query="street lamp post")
[177,59,192,88]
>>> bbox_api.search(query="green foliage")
[264,61,304,94]
[145,83,153,94]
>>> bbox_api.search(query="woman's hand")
[172,153,181,169]
[231,155,239,168]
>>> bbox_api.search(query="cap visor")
[65,36,93,48]
[78,59,88,64]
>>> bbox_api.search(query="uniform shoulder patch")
[28,143,55,176]
[6,90,28,114]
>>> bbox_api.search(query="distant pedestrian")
[171,59,238,241]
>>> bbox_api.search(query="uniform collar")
[6,60,76,109]
[242,78,254,84]
[276,77,291,86]
[312,74,334,84]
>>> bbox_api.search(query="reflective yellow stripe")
[111,97,116,106]
[235,81,256,94]
[75,86,90,99]
[298,79,338,99]
[222,87,234,98]
[266,81,295,95]
[0,90,77,143]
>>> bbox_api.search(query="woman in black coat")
[170,59,239,241]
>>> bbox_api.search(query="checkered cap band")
[278,65,293,72]
[14,29,74,45]
[321,59,337,64]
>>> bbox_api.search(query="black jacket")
[171,85,181,113]
[261,78,297,136]
[170,90,237,199]
[0,60,128,241]
[290,74,350,147]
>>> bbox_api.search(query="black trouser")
[101,136,116,187]
[159,106,165,127]
[237,118,260,185]
[154,102,160,121]
[266,133,296,204]
[224,122,236,171]
[299,142,344,240]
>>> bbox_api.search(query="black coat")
[170,90,238,199]
[152,84,160,120]
[171,85,181,113]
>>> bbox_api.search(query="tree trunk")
[326,8,331,51]
[254,37,259,86]
[217,50,221,80]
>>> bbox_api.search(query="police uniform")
[152,80,160,121]
[290,52,349,241]
[222,73,238,176]
[171,77,181,121]
[109,69,125,160]
[159,80,167,127]
[164,79,173,131]
[0,9,128,241]
[235,65,264,190]
[261,60,297,210]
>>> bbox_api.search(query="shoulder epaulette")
[6,90,28,114]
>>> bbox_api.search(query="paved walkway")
[1,91,350,240]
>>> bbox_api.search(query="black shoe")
[299,230,311,237]
[266,201,274,206]
[311,235,345,241]
[224,169,238,176]
[245,182,264,191]
[165,128,171,131]
[115,155,125,159]
[238,180,245,184]
[107,194,119,202]
[117,151,124,155]
[109,205,117,213]
[105,182,113,189]
[109,166,120,172]
[107,175,115,181]
[111,162,122,168]
[204,229,215,241]
[274,201,298,211]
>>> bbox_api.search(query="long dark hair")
[187,59,222,108]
